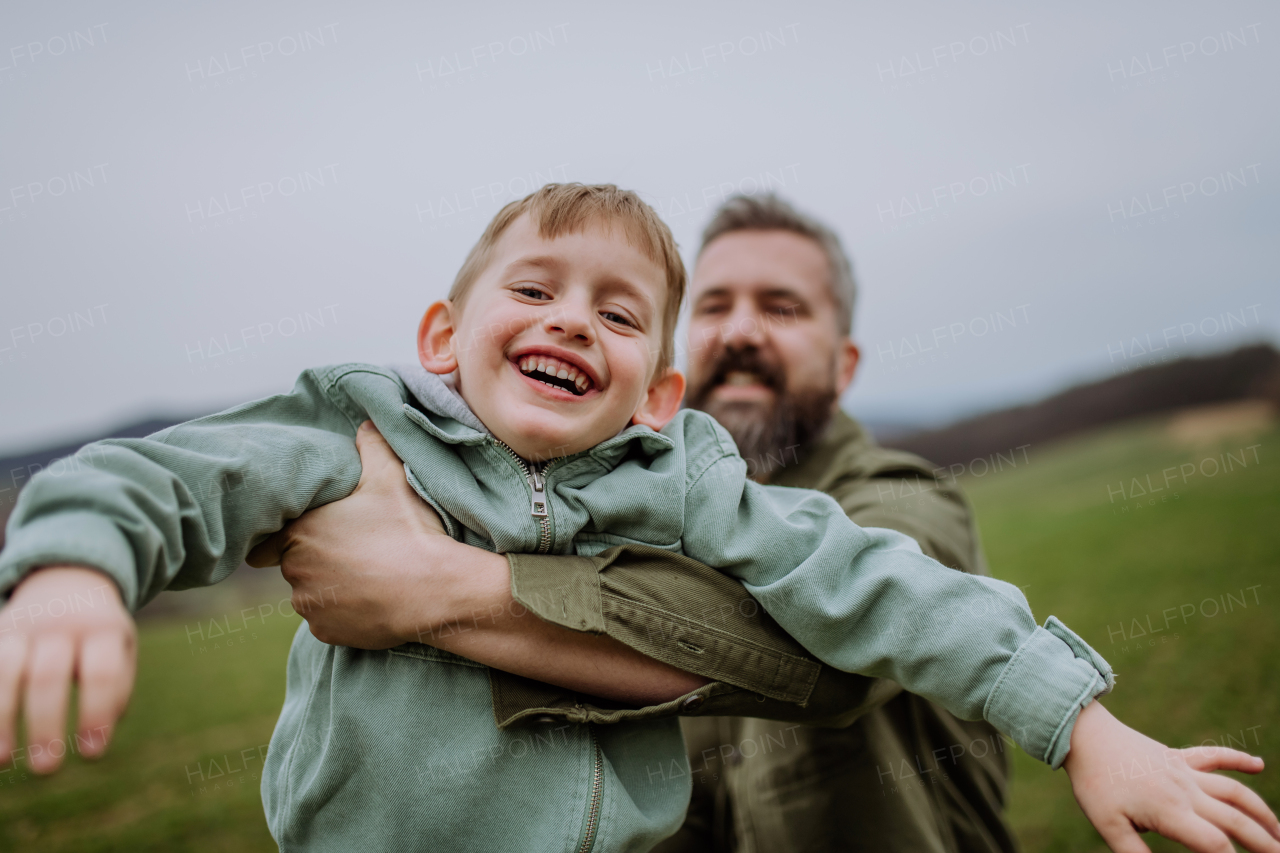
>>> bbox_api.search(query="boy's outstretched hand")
[1066,701,1280,852]
[0,566,136,774]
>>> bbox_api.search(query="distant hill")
[886,344,1280,467]
[4,343,1278,541]
[0,415,203,545]
[2,417,196,483]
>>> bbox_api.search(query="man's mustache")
[699,345,787,396]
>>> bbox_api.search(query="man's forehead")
[691,229,830,300]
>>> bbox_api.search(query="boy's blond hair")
[448,183,685,373]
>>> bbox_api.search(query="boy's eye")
[602,311,634,328]
[515,286,549,300]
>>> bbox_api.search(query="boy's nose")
[545,303,595,344]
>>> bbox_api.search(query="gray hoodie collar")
[390,363,489,434]
[389,361,673,461]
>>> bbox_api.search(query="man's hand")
[0,566,136,774]
[250,421,707,704]
[247,420,466,649]
[1065,701,1280,852]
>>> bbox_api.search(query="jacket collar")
[816,409,871,451]
[768,409,875,489]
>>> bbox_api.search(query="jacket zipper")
[495,440,553,554]
[496,439,599,849]
[578,724,603,853]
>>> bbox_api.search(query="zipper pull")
[529,468,548,518]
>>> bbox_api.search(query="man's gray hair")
[698,194,857,336]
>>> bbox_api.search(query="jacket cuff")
[985,616,1115,769]
[506,552,607,633]
[0,511,136,608]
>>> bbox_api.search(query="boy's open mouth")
[516,354,594,396]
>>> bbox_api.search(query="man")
[657,194,1016,852]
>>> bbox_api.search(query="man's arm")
[248,423,710,705]
[258,424,880,717]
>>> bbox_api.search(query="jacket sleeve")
[800,460,997,711]
[0,369,363,611]
[679,452,1113,769]
[500,545,896,729]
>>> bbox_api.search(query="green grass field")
[2,416,1276,852]
[968,416,1278,852]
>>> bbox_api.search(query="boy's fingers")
[1183,746,1264,774]
[23,633,76,774]
[76,631,134,758]
[1155,807,1237,853]
[1094,821,1152,853]
[1198,795,1280,853]
[0,632,30,765]
[1199,773,1280,841]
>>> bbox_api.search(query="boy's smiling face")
[418,213,685,461]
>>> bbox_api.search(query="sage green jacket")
[0,365,1112,853]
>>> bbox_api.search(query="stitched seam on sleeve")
[684,452,738,499]
[602,593,819,702]
[319,366,386,431]
[602,592,806,655]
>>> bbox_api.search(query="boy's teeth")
[516,354,593,393]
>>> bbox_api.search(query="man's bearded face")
[685,342,836,479]
[685,230,854,481]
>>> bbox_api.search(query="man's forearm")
[413,540,708,704]
[257,421,707,705]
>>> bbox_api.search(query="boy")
[1,184,1276,852]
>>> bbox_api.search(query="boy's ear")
[417,301,459,374]
[631,369,686,432]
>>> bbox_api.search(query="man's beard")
[686,344,837,480]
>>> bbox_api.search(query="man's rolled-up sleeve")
[496,545,887,728]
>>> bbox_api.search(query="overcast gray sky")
[2,0,1276,455]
